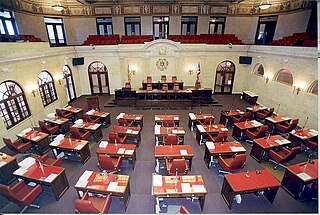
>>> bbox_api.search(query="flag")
[196,62,201,82]
[127,64,131,83]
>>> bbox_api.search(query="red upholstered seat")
[231,112,251,123]
[197,117,214,126]
[276,119,299,134]
[97,154,122,173]
[31,153,62,167]
[162,120,175,127]
[75,191,111,214]
[256,108,274,120]
[118,118,133,127]
[245,125,269,141]
[177,206,190,214]
[268,146,301,169]
[208,132,228,142]
[166,158,188,176]
[84,115,100,123]
[39,120,60,135]
[70,127,91,140]
[56,109,73,119]
[163,134,180,145]
[3,137,32,153]
[109,130,127,144]
[305,136,318,152]
[218,154,246,173]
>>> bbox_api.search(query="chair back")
[39,120,49,133]
[161,75,166,82]
[118,118,129,126]
[147,76,152,83]
[0,184,21,204]
[3,138,15,150]
[179,206,190,214]
[287,119,299,131]
[212,132,228,142]
[75,199,99,213]
[162,84,169,91]
[164,134,179,145]
[172,76,177,82]
[70,127,81,139]
[241,112,251,121]
[256,125,269,138]
[266,108,274,117]
[169,159,187,175]
[162,120,175,127]
[173,83,179,91]
[55,109,64,118]
[147,84,153,91]
[86,96,100,111]
[286,146,301,161]
[109,131,121,143]
[98,154,115,171]
[202,117,214,125]
[229,154,246,170]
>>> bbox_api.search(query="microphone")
[276,104,280,114]
[302,117,309,130]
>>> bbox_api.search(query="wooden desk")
[62,106,83,118]
[281,160,318,199]
[242,91,258,105]
[221,170,280,209]
[17,130,50,154]
[75,171,130,211]
[250,135,291,163]
[152,174,207,212]
[50,137,91,164]
[112,125,142,146]
[72,122,103,142]
[232,120,263,141]
[85,109,111,127]
[246,105,267,118]
[196,124,228,145]
[265,115,291,132]
[44,117,70,133]
[116,113,144,128]
[142,80,183,90]
[0,153,18,185]
[154,127,185,145]
[155,115,180,127]
[188,113,215,131]
[96,142,137,169]
[219,109,245,126]
[13,161,69,200]
[154,145,193,171]
[204,141,246,168]
[288,128,318,147]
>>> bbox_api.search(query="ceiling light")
[259,0,271,10]
[52,1,65,11]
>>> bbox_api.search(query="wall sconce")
[187,66,194,75]
[55,75,63,85]
[293,82,305,95]
[28,85,39,97]
[263,73,273,84]
[130,69,136,75]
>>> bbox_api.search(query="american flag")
[196,62,201,82]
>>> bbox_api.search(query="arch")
[252,63,264,76]
[273,69,293,86]
[88,61,110,95]
[214,60,236,94]
[62,65,76,102]
[307,80,318,95]
[38,70,58,106]
[0,80,31,129]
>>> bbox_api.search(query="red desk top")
[17,130,49,142]
[72,122,101,131]
[155,115,180,121]
[246,105,267,113]
[223,109,245,117]
[234,120,263,130]
[122,114,143,121]
[50,137,88,150]
[287,160,318,181]
[206,141,246,154]
[190,113,215,121]
[15,162,64,181]
[85,109,110,117]
[155,145,193,158]
[254,135,291,149]
[290,128,318,140]
[197,124,227,134]
[225,170,280,192]
[111,125,141,135]
[75,171,129,195]
[152,175,207,195]
[96,143,136,155]
[266,115,291,123]
[62,106,83,113]
[0,153,15,164]
[44,117,69,125]
[156,127,185,135]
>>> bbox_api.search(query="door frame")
[214,60,236,94]
[62,65,77,103]
[88,61,110,95]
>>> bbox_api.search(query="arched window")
[273,69,293,86]
[307,80,318,95]
[88,61,110,95]
[252,63,264,76]
[62,65,76,102]
[38,71,57,106]
[216,60,236,73]
[214,60,236,94]
[0,81,31,129]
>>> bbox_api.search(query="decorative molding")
[156,59,169,71]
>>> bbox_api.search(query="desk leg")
[199,196,206,211]
[204,146,211,168]
[221,178,234,209]
[105,115,111,127]
[264,187,279,204]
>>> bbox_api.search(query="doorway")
[88,61,110,95]
[214,60,235,94]
[62,65,76,102]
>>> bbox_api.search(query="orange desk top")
[196,124,228,134]
[85,109,110,117]
[44,117,69,125]
[223,109,245,117]
[0,153,15,164]
[50,137,88,150]
[206,141,246,154]
[111,125,141,134]
[72,122,101,131]
[156,127,185,135]
[190,113,215,120]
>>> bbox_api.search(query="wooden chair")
[245,125,269,142]
[256,108,274,120]
[231,112,251,123]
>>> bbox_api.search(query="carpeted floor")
[0,94,318,214]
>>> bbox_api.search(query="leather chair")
[245,125,269,142]
[163,134,180,145]
[268,146,301,169]
[231,112,251,123]
[109,130,127,144]
[70,127,91,140]
[39,120,60,135]
[86,96,100,111]
[31,153,62,167]
[147,76,152,83]
[97,154,122,173]
[84,115,100,123]
[146,84,153,91]
[162,84,169,91]
[256,108,274,120]
[218,154,246,174]
[275,119,299,134]
[75,191,111,214]
[162,120,175,127]
[172,76,177,82]
[56,109,73,119]
[0,180,43,213]
[166,158,188,176]
[118,118,133,127]
[161,75,167,82]
[208,132,228,142]
[305,136,318,152]
[3,137,32,153]
[197,117,214,126]
[177,206,190,214]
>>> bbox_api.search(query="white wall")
[141,16,152,35]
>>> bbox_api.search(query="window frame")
[273,69,294,86]
[124,17,141,36]
[208,16,226,34]
[38,71,58,107]
[96,17,113,35]
[252,63,265,76]
[307,80,318,95]
[44,17,67,46]
[0,10,18,35]
[255,15,278,45]
[0,80,31,129]
[181,16,198,35]
[153,16,169,39]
